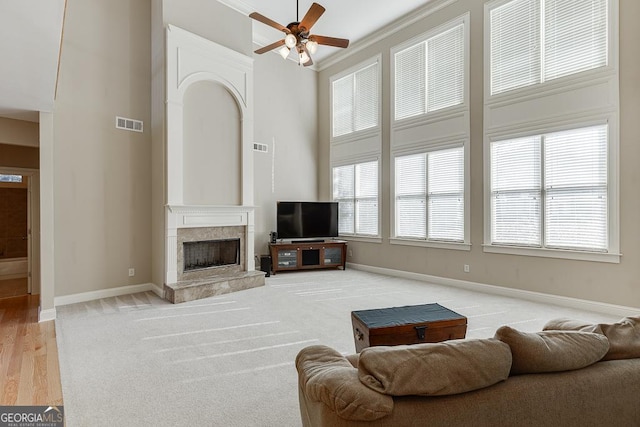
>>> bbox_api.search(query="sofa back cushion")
[544,315,640,360]
[295,345,393,421]
[357,338,511,396]
[495,326,609,374]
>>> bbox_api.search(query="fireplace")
[164,208,265,304]
[183,239,240,271]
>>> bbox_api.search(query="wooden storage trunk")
[351,303,467,353]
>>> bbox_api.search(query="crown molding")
[316,0,459,71]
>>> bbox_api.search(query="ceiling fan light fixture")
[278,46,291,59]
[299,49,310,65]
[284,33,297,48]
[306,40,318,54]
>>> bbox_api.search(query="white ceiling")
[0,0,66,122]
[218,0,435,65]
[0,0,432,123]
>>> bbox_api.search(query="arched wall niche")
[182,80,241,206]
[164,25,258,286]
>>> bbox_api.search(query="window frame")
[391,141,471,251]
[391,14,470,125]
[483,119,620,263]
[330,56,382,143]
[485,0,616,101]
[331,158,382,241]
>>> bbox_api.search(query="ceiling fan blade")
[299,2,325,32]
[254,39,286,54]
[311,35,350,49]
[249,12,289,33]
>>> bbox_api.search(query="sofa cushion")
[295,345,393,421]
[495,326,609,374]
[357,338,511,396]
[544,315,640,360]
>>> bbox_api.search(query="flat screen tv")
[276,201,339,240]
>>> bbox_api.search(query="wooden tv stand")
[269,240,347,274]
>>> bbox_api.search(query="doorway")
[0,170,38,299]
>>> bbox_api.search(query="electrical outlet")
[128,268,135,277]
[349,249,353,257]
[463,264,470,273]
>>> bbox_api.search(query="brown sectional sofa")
[296,316,640,427]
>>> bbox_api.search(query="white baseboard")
[39,307,56,323]
[348,263,639,318]
[54,283,162,308]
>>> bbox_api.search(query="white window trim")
[483,0,619,263]
[330,55,382,145]
[483,117,620,263]
[390,13,470,125]
[331,156,382,239]
[390,140,471,250]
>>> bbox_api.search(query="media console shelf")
[269,240,347,274]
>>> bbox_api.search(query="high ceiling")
[0,0,66,122]
[0,0,433,123]
[220,0,434,64]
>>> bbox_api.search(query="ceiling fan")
[249,1,350,67]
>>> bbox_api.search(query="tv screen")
[277,202,339,239]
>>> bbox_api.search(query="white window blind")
[490,0,540,95]
[395,147,464,241]
[395,23,465,121]
[490,124,608,251]
[491,136,542,245]
[490,0,608,95]
[396,154,427,238]
[332,161,379,236]
[428,148,464,241]
[544,0,608,81]
[332,63,379,138]
[544,125,608,250]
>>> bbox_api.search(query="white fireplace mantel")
[165,204,257,285]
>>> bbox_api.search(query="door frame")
[0,166,39,294]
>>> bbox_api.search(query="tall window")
[394,22,465,120]
[395,147,464,241]
[332,62,379,138]
[490,124,608,251]
[332,161,379,236]
[490,0,608,95]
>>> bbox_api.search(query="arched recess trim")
[165,25,254,206]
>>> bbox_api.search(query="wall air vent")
[253,142,268,153]
[116,116,144,133]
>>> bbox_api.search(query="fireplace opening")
[183,238,240,271]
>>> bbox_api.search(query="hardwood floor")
[0,277,29,299]
[0,294,63,406]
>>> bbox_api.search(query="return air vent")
[116,116,143,133]
[253,142,268,153]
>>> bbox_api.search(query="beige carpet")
[55,269,621,426]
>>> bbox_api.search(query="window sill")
[482,244,621,264]
[390,238,471,251]
[339,235,383,244]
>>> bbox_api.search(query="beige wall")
[0,143,39,170]
[182,81,241,206]
[0,117,39,148]
[52,0,152,296]
[318,0,640,308]
[253,51,319,256]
